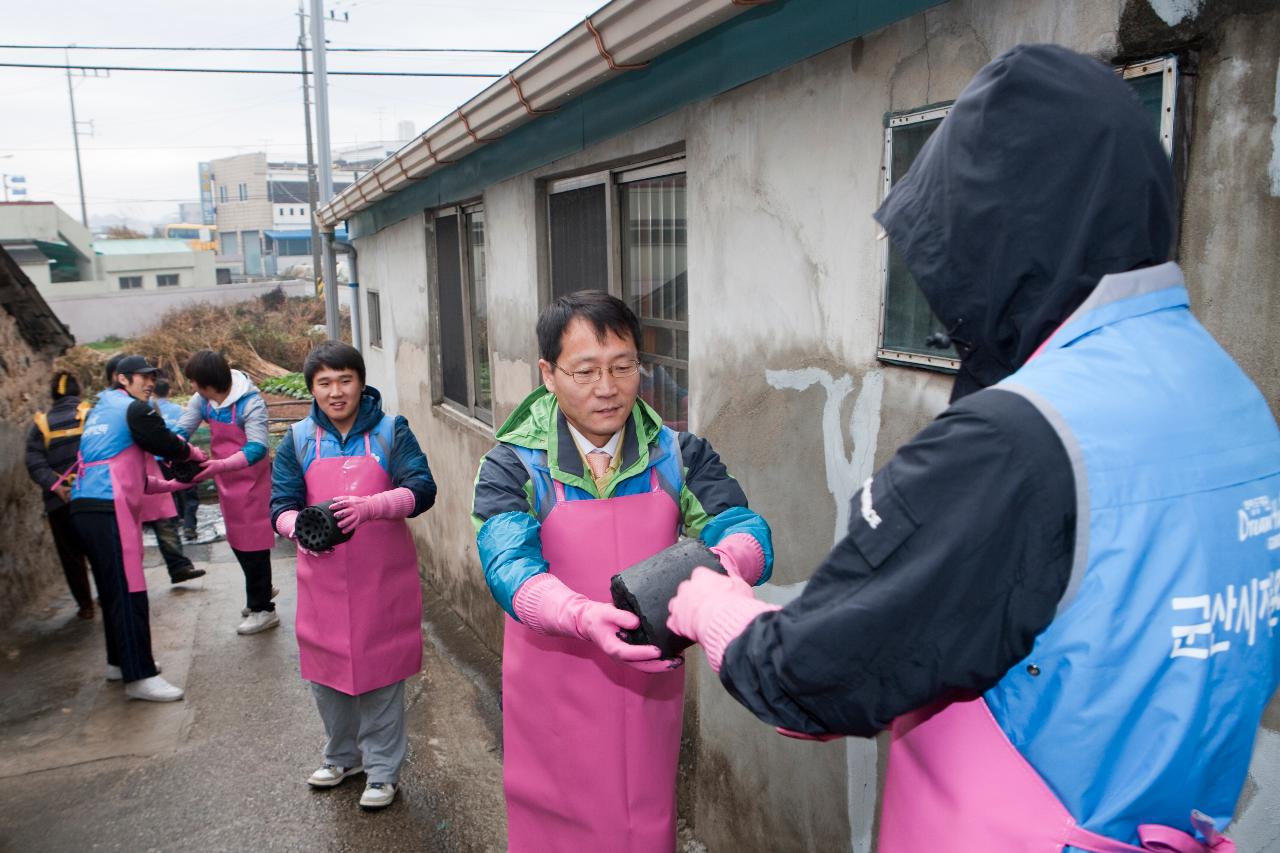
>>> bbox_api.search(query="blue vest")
[509,425,685,522]
[289,414,394,477]
[73,389,138,502]
[154,398,184,432]
[986,263,1280,843]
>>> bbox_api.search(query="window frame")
[539,154,690,427]
[875,56,1184,372]
[157,273,179,288]
[367,289,383,350]
[118,275,143,290]
[876,103,957,372]
[426,199,492,428]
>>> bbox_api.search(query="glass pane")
[466,209,491,422]
[1126,72,1165,135]
[549,184,608,299]
[435,215,468,407]
[882,118,955,358]
[620,173,689,430]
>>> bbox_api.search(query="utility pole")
[298,4,323,299]
[64,47,89,227]
[310,0,341,341]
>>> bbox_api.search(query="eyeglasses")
[553,360,641,385]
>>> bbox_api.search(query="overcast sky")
[0,0,604,227]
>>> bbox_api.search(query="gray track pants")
[310,680,407,784]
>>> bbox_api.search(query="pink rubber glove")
[514,573,677,673]
[667,567,780,672]
[709,533,766,585]
[274,510,299,540]
[194,451,249,483]
[330,488,416,534]
[145,475,191,494]
[775,727,842,742]
[276,509,330,557]
[185,443,207,464]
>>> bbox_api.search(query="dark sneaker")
[170,566,207,584]
[181,528,197,543]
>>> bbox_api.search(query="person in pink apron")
[270,341,437,812]
[472,292,773,852]
[177,350,279,635]
[102,354,205,586]
[662,45,1275,853]
[69,354,206,702]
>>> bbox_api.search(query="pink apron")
[503,469,684,853]
[139,455,177,523]
[80,444,149,593]
[209,410,276,551]
[878,696,1236,853]
[295,426,422,696]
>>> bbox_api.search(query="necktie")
[587,450,612,482]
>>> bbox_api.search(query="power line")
[0,61,503,78]
[0,43,536,54]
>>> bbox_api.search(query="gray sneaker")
[359,782,397,810]
[307,763,364,788]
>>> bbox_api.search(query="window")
[368,290,383,349]
[118,276,142,290]
[221,231,239,257]
[157,273,179,287]
[544,156,688,427]
[429,202,491,424]
[876,58,1182,370]
[238,183,248,202]
[218,185,227,203]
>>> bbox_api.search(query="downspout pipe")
[334,240,361,352]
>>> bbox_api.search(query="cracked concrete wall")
[351,0,1280,848]
[0,310,64,633]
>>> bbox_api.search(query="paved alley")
[0,537,507,852]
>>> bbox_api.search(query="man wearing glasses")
[472,290,773,852]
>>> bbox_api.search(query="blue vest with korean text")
[985,262,1280,845]
[72,389,138,502]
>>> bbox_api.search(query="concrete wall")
[41,278,316,342]
[351,0,1280,849]
[0,310,64,633]
[99,250,216,291]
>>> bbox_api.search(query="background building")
[208,152,355,280]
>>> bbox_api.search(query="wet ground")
[0,534,508,852]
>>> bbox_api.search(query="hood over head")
[874,44,1175,401]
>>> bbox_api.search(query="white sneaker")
[359,782,397,810]
[236,610,280,635]
[307,763,364,788]
[124,675,184,702]
[107,663,161,681]
[241,586,281,617]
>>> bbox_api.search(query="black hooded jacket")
[718,45,1175,736]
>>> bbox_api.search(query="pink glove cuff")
[275,509,299,539]
[185,443,207,463]
[710,533,766,585]
[512,572,576,636]
[216,451,250,472]
[375,486,416,520]
[700,595,781,673]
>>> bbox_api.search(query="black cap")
[113,354,160,376]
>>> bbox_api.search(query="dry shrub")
[120,289,349,394]
[54,346,110,395]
